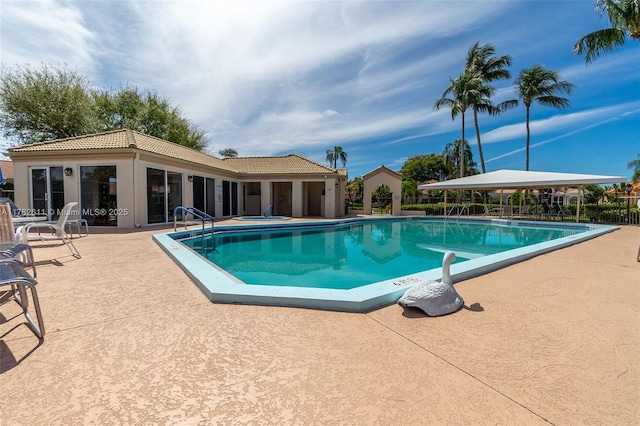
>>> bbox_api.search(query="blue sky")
[1,0,638,180]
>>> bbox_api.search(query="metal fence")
[390,195,640,226]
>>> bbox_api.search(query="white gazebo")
[417,169,626,222]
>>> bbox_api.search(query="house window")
[80,166,117,226]
[192,176,216,218]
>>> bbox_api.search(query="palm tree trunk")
[473,107,485,173]
[460,110,466,178]
[525,105,531,171]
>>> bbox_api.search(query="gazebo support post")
[443,191,447,216]
[576,186,582,223]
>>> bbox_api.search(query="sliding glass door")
[79,166,117,226]
[147,168,182,224]
[30,166,65,220]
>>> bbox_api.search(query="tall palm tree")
[434,72,482,178]
[326,146,347,168]
[465,42,517,173]
[628,152,640,181]
[513,65,575,171]
[573,0,640,64]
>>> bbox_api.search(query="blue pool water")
[233,216,291,221]
[154,217,617,311]
[181,219,584,290]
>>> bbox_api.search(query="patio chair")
[65,208,89,238]
[0,202,37,279]
[16,202,81,258]
[501,205,514,218]
[541,201,566,221]
[483,204,500,217]
[0,258,45,338]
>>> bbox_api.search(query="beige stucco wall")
[363,169,402,216]
[10,151,346,227]
[11,155,137,227]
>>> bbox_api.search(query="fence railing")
[349,196,639,226]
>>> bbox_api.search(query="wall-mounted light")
[64,167,73,176]
[188,175,194,182]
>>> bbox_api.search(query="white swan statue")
[397,251,464,316]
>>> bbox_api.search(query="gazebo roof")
[417,169,626,190]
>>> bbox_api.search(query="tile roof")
[362,165,402,179]
[8,129,131,151]
[7,129,340,177]
[0,160,14,179]
[8,129,232,171]
[223,154,335,174]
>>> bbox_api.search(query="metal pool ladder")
[445,204,469,222]
[173,206,215,233]
[173,206,216,253]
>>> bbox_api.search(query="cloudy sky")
[1,0,638,180]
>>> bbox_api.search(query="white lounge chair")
[16,202,81,258]
[0,202,37,279]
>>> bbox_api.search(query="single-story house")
[0,159,15,198]
[6,129,348,228]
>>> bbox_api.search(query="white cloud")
[1,0,95,72]
[482,102,640,144]
[1,1,637,178]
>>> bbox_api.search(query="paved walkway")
[1,223,638,424]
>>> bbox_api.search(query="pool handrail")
[445,204,468,222]
[173,206,215,234]
[263,205,273,217]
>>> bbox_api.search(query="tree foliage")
[512,65,575,171]
[346,176,364,202]
[628,152,640,181]
[401,179,419,198]
[464,42,516,173]
[400,153,448,183]
[326,146,347,168]
[218,148,239,158]
[443,139,478,178]
[0,63,206,150]
[434,71,484,178]
[0,64,96,142]
[573,0,640,64]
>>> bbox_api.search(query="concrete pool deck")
[1,219,638,424]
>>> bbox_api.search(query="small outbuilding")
[362,166,402,216]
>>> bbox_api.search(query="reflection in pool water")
[182,220,582,290]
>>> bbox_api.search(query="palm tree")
[434,72,482,178]
[218,148,238,158]
[443,138,478,179]
[513,65,575,171]
[326,146,347,168]
[628,152,640,181]
[573,0,640,64]
[465,42,517,173]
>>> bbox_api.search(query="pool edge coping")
[153,217,619,312]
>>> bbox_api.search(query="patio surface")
[1,220,638,425]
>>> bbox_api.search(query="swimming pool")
[153,217,617,311]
